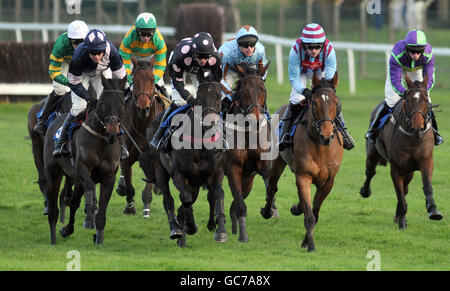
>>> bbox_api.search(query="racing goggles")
[304,43,323,50]
[193,52,212,60]
[70,38,83,45]
[238,41,257,48]
[407,46,425,55]
[138,29,155,38]
[88,50,105,56]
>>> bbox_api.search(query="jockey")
[34,20,90,136]
[365,29,443,145]
[53,29,129,159]
[149,32,222,150]
[119,12,168,97]
[218,25,268,113]
[278,23,354,151]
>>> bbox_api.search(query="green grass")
[1,64,449,271]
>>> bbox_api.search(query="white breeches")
[384,69,430,108]
[170,72,199,106]
[289,71,324,105]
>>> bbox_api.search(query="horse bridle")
[196,82,222,118]
[402,87,431,129]
[94,89,125,131]
[234,75,267,116]
[308,88,336,134]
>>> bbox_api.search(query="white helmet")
[68,20,89,40]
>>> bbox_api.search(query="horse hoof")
[260,207,273,220]
[170,229,183,240]
[429,210,443,221]
[271,208,279,218]
[290,204,303,216]
[123,206,136,215]
[60,226,73,238]
[83,219,95,229]
[214,232,228,243]
[359,186,372,198]
[143,209,151,218]
[185,224,198,235]
[238,235,249,243]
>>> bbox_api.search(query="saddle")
[277,105,308,141]
[36,92,71,128]
[158,104,193,153]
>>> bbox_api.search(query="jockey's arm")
[68,61,90,101]
[119,38,133,85]
[152,29,168,85]
[169,67,191,100]
[288,45,306,94]
[220,61,234,98]
[423,49,436,92]
[109,43,127,80]
[49,34,70,86]
[389,54,407,96]
[323,49,337,80]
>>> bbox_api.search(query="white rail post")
[42,29,49,43]
[15,28,23,43]
[347,48,356,95]
[275,43,283,84]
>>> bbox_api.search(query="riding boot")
[430,110,444,146]
[365,102,390,144]
[278,103,300,151]
[119,134,130,160]
[34,91,61,137]
[158,84,169,99]
[53,113,77,158]
[336,112,355,150]
[149,102,178,150]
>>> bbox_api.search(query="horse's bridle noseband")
[402,87,431,128]
[234,75,267,116]
[95,89,125,130]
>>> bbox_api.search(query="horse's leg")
[59,177,73,223]
[93,175,115,245]
[120,161,137,215]
[261,156,286,219]
[259,164,279,218]
[209,171,228,243]
[360,143,382,198]
[312,178,335,224]
[172,171,193,207]
[390,166,407,229]
[78,166,97,229]
[46,167,62,245]
[60,183,83,238]
[227,167,248,242]
[183,184,199,236]
[157,168,182,239]
[142,182,153,218]
[207,189,216,232]
[296,174,316,252]
[31,134,48,215]
[420,159,443,220]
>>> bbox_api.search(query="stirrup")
[278,135,292,151]
[434,133,444,146]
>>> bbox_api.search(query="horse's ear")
[235,63,246,77]
[118,74,127,90]
[101,73,111,90]
[404,73,415,89]
[331,71,338,88]
[259,61,270,78]
[311,71,320,88]
[422,73,428,88]
[149,56,156,69]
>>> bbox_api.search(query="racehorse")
[215,62,276,243]
[27,93,73,220]
[43,75,127,245]
[143,67,227,247]
[260,72,344,252]
[359,74,443,229]
[116,57,166,217]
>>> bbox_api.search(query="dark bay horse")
[360,74,443,229]
[260,72,344,252]
[143,68,227,247]
[217,62,276,243]
[27,93,74,219]
[43,76,127,245]
[116,57,166,217]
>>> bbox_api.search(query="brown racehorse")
[360,74,443,229]
[116,57,166,217]
[216,62,276,243]
[260,72,343,252]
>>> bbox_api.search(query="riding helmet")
[85,29,107,53]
